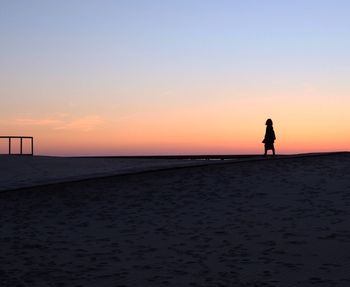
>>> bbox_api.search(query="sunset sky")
[1,1,350,155]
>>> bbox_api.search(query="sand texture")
[1,153,350,286]
[0,156,212,191]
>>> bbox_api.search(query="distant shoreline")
[1,151,349,159]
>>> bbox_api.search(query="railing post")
[31,137,34,156]
[20,137,23,155]
[9,137,11,155]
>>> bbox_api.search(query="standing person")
[262,119,276,156]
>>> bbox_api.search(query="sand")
[1,153,350,286]
[0,155,220,191]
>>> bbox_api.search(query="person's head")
[266,119,273,126]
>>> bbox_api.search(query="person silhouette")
[262,119,276,156]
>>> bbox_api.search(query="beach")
[1,153,350,286]
[0,155,216,191]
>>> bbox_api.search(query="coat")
[263,125,276,149]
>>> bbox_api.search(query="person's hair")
[266,119,273,126]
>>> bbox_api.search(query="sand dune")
[0,156,220,191]
[1,153,350,286]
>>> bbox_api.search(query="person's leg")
[264,146,268,156]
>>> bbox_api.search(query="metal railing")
[0,136,34,155]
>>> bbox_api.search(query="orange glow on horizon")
[1,91,349,156]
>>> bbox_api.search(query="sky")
[1,0,350,155]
